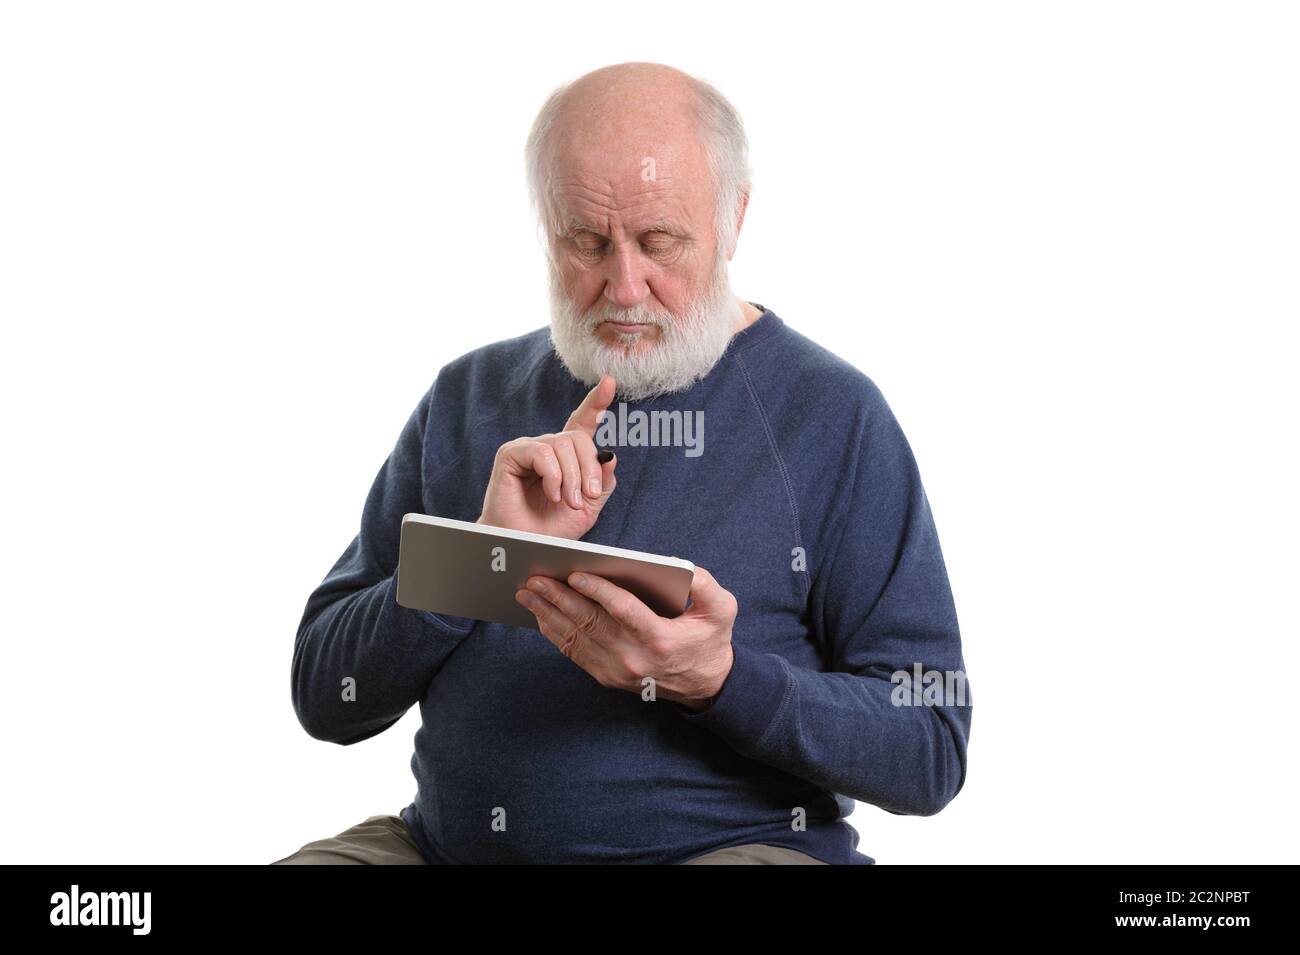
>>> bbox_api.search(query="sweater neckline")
[728,301,782,354]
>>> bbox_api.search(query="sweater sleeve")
[290,377,477,745]
[675,381,971,816]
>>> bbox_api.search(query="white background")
[2,1,1296,864]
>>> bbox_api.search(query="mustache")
[578,304,673,330]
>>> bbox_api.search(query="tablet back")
[395,513,695,632]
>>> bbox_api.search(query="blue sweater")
[291,304,972,864]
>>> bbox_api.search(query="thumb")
[686,565,735,618]
[593,450,618,503]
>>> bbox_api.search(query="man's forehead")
[549,140,711,233]
[552,180,693,232]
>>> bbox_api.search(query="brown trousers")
[271,813,828,865]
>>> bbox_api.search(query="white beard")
[547,250,743,401]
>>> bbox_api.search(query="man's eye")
[642,236,677,255]
[574,240,606,258]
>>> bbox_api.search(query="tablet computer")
[395,513,696,632]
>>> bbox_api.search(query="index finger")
[563,373,617,437]
[565,570,658,632]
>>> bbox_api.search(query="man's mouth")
[600,320,654,332]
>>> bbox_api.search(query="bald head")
[550,63,701,148]
[529,63,757,400]
[525,62,752,257]
[557,62,699,120]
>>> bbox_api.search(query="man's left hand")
[515,564,737,710]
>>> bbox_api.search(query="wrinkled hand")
[477,374,619,540]
[515,564,737,709]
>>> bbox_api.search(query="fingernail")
[571,573,588,588]
[596,449,614,464]
[588,477,600,495]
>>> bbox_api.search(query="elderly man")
[273,62,971,865]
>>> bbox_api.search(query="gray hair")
[524,70,753,254]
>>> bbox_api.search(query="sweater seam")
[816,407,871,633]
[753,652,798,751]
[735,351,810,606]
[426,338,554,488]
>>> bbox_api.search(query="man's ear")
[726,191,751,261]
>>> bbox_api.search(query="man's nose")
[603,246,650,309]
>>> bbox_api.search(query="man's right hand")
[476,374,619,540]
